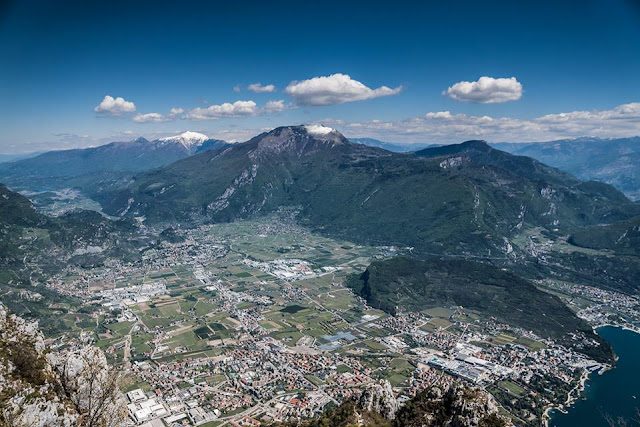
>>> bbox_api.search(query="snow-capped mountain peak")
[159,131,210,148]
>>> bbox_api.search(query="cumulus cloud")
[425,111,453,119]
[186,100,258,120]
[94,95,136,115]
[131,100,286,123]
[284,73,402,106]
[132,107,185,123]
[248,83,276,93]
[323,102,640,143]
[233,85,242,93]
[132,113,169,123]
[443,77,523,104]
[263,100,286,113]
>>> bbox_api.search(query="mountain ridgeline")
[0,185,142,325]
[96,126,639,257]
[346,256,613,362]
[349,137,436,153]
[0,184,136,262]
[568,215,640,256]
[0,132,228,189]
[2,125,638,368]
[493,137,640,201]
[275,379,506,427]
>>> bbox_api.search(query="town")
[39,213,640,427]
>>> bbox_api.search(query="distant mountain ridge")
[0,131,228,188]
[5,127,639,297]
[491,136,640,200]
[349,136,640,200]
[349,137,436,152]
[95,126,639,257]
[0,151,43,163]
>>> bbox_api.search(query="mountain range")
[491,137,640,201]
[0,131,228,189]
[349,137,435,152]
[0,151,43,163]
[352,136,640,201]
[82,126,640,303]
[2,125,640,364]
[94,126,638,255]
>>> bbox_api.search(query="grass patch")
[499,380,526,397]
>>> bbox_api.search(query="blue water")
[551,326,640,427]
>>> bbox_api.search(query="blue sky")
[1,0,640,152]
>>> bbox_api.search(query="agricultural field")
[35,213,609,427]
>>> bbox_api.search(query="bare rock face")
[250,125,348,159]
[49,346,129,426]
[358,379,399,420]
[0,304,128,426]
[444,385,501,427]
[393,383,507,427]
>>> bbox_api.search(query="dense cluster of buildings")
[244,258,338,281]
[100,282,168,308]
[41,218,638,426]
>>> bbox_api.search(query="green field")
[499,380,526,397]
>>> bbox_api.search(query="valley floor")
[23,212,640,426]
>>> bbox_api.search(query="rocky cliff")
[358,380,400,420]
[276,380,507,427]
[393,384,506,427]
[0,304,128,426]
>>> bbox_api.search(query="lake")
[551,326,640,426]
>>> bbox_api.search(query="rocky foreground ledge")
[276,378,509,427]
[0,304,128,426]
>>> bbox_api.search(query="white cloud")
[233,85,242,92]
[115,96,286,124]
[284,73,402,106]
[248,83,276,93]
[186,100,258,120]
[94,95,136,115]
[132,107,184,123]
[184,99,289,120]
[443,77,523,104]
[322,102,640,143]
[133,113,169,123]
[425,111,453,119]
[305,125,335,136]
[263,100,286,113]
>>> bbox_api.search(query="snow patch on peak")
[304,125,335,136]
[160,131,210,147]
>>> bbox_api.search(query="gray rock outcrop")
[358,379,399,419]
[0,304,128,426]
